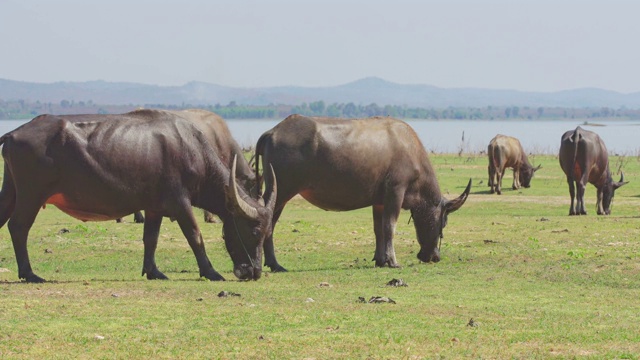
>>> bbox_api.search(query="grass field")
[1,152,640,359]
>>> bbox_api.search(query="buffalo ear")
[444,178,471,214]
[614,172,629,190]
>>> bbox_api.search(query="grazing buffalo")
[169,109,257,198]
[559,126,627,215]
[0,109,276,282]
[255,115,471,272]
[487,134,540,195]
[119,109,257,224]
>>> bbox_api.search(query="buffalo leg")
[576,182,587,215]
[263,205,288,272]
[173,204,224,281]
[512,169,520,190]
[133,211,145,223]
[8,197,44,282]
[567,178,577,215]
[596,188,605,215]
[487,165,494,190]
[373,193,402,268]
[496,167,504,195]
[0,167,16,229]
[372,205,393,267]
[141,211,168,280]
[203,210,218,223]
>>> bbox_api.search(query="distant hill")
[2,77,640,108]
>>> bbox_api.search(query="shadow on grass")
[473,190,494,195]
[0,277,255,284]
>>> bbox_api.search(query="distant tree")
[363,103,382,117]
[309,100,325,115]
[326,103,341,117]
[343,102,357,117]
[292,103,311,116]
[383,105,397,117]
[60,99,70,108]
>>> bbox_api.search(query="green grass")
[2,153,640,359]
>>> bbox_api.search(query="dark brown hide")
[487,134,540,195]
[559,126,627,215]
[123,109,256,224]
[255,115,471,272]
[0,109,275,282]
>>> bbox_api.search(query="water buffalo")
[118,109,257,224]
[487,134,540,195]
[255,115,471,272]
[0,109,276,282]
[559,126,627,215]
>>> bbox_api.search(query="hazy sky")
[2,0,639,93]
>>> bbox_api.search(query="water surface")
[2,118,637,155]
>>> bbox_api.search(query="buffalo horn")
[444,178,472,213]
[229,155,259,220]
[534,164,542,172]
[614,172,629,189]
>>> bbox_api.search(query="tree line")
[2,98,640,121]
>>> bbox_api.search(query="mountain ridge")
[1,77,639,108]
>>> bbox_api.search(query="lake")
[1,118,638,155]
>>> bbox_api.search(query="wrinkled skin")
[559,126,627,215]
[0,109,275,283]
[487,134,540,195]
[255,115,471,272]
[120,109,256,224]
[168,109,258,198]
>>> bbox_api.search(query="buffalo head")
[413,179,471,263]
[601,172,628,215]
[223,156,277,280]
[519,164,542,188]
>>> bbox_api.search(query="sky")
[2,0,640,93]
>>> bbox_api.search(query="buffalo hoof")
[268,264,288,273]
[147,270,169,280]
[201,269,225,281]
[143,268,169,280]
[373,259,399,268]
[204,215,219,223]
[24,273,46,283]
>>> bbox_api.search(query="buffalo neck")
[194,157,235,219]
